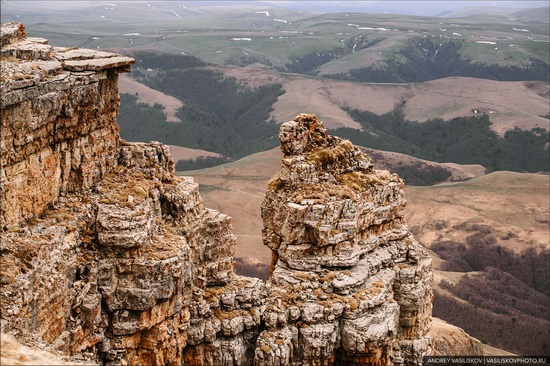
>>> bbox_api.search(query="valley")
[118,64,549,172]
[119,74,184,122]
[1,0,549,359]
[181,149,549,262]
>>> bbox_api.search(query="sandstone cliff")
[1,22,434,365]
[1,22,134,227]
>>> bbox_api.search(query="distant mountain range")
[437,6,550,22]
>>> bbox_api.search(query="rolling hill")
[4,1,548,80]
[218,67,549,134]
[180,147,548,262]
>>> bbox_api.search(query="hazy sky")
[261,1,550,16]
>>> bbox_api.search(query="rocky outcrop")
[0,333,95,366]
[1,23,433,366]
[0,22,134,227]
[259,114,433,365]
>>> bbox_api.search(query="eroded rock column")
[258,114,433,365]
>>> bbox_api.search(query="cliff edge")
[1,22,437,365]
[1,22,134,227]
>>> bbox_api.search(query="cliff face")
[1,23,433,365]
[0,22,134,227]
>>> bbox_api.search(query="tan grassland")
[123,68,549,262]
[429,317,516,356]
[119,74,183,123]
[220,67,550,135]
[406,172,550,256]
[167,145,223,162]
[182,147,548,267]
[118,76,225,161]
[121,67,549,134]
[362,148,487,182]
[179,148,282,263]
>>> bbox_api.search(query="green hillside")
[118,53,283,158]
[9,4,549,82]
[335,105,550,172]
[118,54,549,173]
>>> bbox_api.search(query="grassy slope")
[218,67,549,134]
[409,174,548,353]
[15,3,550,140]
[119,74,184,123]
[9,3,549,71]
[406,172,550,255]
[178,148,282,263]
[183,147,548,262]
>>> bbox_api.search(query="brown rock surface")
[0,333,95,365]
[0,22,134,228]
[1,23,434,366]
[258,114,433,365]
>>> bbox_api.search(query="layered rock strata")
[1,23,433,366]
[259,114,433,365]
[1,22,134,227]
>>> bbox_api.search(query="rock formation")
[1,22,434,365]
[259,114,433,365]
[1,333,94,366]
[1,22,134,227]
